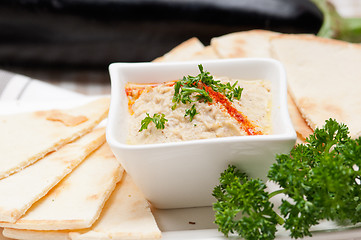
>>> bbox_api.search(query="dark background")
[0,0,322,84]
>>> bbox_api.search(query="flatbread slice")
[71,173,161,240]
[287,94,313,143]
[0,128,106,223]
[0,143,124,230]
[152,37,204,62]
[185,46,219,61]
[211,29,280,58]
[0,228,11,240]
[3,174,162,240]
[3,227,68,240]
[271,34,361,138]
[0,97,110,179]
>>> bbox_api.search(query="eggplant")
[0,0,323,68]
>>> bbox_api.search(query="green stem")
[275,212,285,225]
[340,18,361,42]
[268,188,286,225]
[311,0,340,38]
[311,0,361,43]
[268,189,286,199]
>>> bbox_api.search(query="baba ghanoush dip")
[126,65,272,144]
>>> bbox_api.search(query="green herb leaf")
[184,104,198,121]
[233,86,243,100]
[139,113,168,132]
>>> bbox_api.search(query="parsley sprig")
[139,64,244,130]
[172,64,243,120]
[213,166,281,240]
[213,119,361,240]
[199,68,243,102]
[184,104,198,121]
[139,113,168,132]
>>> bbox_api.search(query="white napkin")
[0,70,85,102]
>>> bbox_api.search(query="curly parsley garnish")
[213,119,361,240]
[172,64,243,120]
[139,113,168,132]
[213,165,280,240]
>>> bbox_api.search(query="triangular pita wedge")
[3,174,162,240]
[0,143,124,230]
[271,34,361,138]
[287,94,313,143]
[3,227,68,240]
[152,37,204,62]
[0,97,110,179]
[71,173,161,240]
[0,229,11,240]
[0,128,106,223]
[211,29,280,58]
[185,46,219,61]
[155,45,220,62]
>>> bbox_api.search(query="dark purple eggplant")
[0,0,323,68]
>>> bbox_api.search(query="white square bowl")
[106,58,296,209]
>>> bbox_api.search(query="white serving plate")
[1,99,361,240]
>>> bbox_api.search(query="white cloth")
[0,70,84,102]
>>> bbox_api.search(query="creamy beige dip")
[127,77,271,144]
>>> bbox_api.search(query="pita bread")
[0,128,106,223]
[0,97,110,179]
[3,227,69,240]
[185,46,219,61]
[211,30,280,58]
[287,94,313,143]
[0,228,11,240]
[70,173,161,240]
[0,143,124,231]
[152,37,204,62]
[271,34,361,138]
[3,174,162,240]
